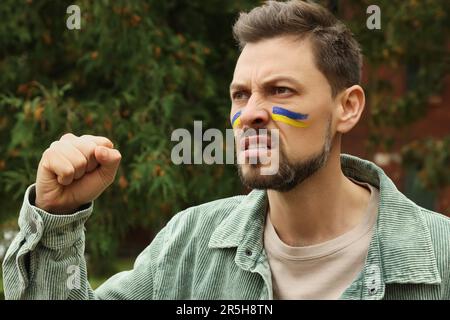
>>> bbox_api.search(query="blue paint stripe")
[231,111,242,126]
[272,106,308,120]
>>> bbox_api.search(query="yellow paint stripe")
[232,117,241,128]
[271,114,308,128]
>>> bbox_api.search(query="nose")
[239,95,271,130]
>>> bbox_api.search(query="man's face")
[230,36,337,191]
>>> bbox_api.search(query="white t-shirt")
[264,180,379,300]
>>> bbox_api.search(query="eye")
[272,87,293,96]
[232,91,250,101]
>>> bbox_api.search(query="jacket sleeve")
[2,184,167,300]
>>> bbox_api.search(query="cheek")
[279,113,330,156]
[276,95,333,155]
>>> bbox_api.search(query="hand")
[35,133,122,214]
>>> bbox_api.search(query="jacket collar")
[208,154,441,285]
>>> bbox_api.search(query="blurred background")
[0,0,449,299]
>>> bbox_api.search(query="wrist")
[34,197,79,215]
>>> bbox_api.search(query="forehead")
[232,36,323,85]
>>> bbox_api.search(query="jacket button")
[245,249,252,256]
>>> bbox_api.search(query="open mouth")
[240,135,272,152]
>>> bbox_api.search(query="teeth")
[246,142,268,148]
[241,135,272,151]
[245,144,271,151]
[247,146,268,150]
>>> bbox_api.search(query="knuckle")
[80,134,93,140]
[61,133,76,141]
[79,137,97,150]
[49,141,60,149]
[99,136,113,146]
[104,137,113,144]
[42,147,52,157]
[42,147,56,161]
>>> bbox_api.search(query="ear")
[335,85,365,134]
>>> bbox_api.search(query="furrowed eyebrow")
[262,76,303,89]
[229,83,248,93]
[230,76,303,92]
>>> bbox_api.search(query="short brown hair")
[233,0,362,97]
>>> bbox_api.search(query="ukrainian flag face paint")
[231,106,308,128]
[231,111,242,128]
[271,106,309,128]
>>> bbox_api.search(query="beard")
[237,120,332,192]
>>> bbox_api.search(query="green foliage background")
[0,0,449,285]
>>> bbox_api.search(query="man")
[3,0,449,300]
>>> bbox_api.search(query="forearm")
[2,184,96,300]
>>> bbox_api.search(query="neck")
[267,146,371,247]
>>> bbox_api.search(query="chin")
[238,163,285,190]
[239,162,271,176]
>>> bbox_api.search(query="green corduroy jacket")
[3,154,450,300]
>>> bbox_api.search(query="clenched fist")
[35,133,122,214]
